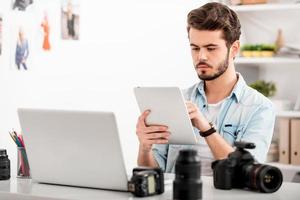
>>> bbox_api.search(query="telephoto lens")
[0,149,10,180]
[173,149,202,200]
[243,164,283,193]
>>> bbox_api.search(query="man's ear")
[230,40,240,59]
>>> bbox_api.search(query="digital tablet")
[134,87,199,145]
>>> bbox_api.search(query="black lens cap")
[179,149,197,157]
[0,149,7,157]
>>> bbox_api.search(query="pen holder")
[17,147,30,178]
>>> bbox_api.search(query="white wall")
[0,0,205,177]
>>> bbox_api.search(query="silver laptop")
[18,108,129,191]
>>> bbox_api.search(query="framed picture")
[61,0,80,40]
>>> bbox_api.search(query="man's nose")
[198,49,208,61]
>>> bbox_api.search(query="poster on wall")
[12,0,34,11]
[40,11,51,51]
[0,15,2,56]
[10,13,35,71]
[34,0,61,71]
[61,0,80,40]
[36,1,56,53]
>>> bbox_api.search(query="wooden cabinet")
[278,117,300,165]
[279,118,290,164]
[291,120,300,165]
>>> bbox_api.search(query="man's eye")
[192,48,199,51]
[207,48,216,51]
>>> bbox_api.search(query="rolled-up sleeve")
[152,144,169,172]
[239,102,275,163]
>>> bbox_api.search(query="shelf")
[276,111,300,118]
[230,3,300,12]
[235,57,300,65]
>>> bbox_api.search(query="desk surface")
[0,176,300,200]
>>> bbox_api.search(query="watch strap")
[199,123,216,137]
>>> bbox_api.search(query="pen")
[8,130,30,177]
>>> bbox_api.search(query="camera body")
[128,167,164,197]
[212,141,283,193]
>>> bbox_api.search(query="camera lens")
[173,149,202,200]
[0,149,10,180]
[244,164,283,193]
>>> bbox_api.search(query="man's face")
[189,28,231,81]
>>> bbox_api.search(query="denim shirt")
[152,73,275,173]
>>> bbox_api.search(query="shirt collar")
[196,72,246,103]
[231,72,246,103]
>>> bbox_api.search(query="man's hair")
[187,2,241,48]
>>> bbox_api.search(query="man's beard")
[196,51,230,81]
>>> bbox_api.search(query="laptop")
[17,108,129,191]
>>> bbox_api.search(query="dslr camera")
[128,167,164,197]
[212,141,283,193]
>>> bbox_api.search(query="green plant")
[241,44,276,51]
[241,44,261,51]
[261,44,276,51]
[253,44,262,51]
[241,44,252,51]
[250,80,276,97]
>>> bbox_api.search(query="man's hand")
[136,110,170,152]
[186,101,234,159]
[186,101,210,132]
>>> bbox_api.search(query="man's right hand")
[136,110,170,152]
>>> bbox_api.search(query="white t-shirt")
[197,99,225,175]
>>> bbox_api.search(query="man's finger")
[137,110,151,127]
[145,132,171,140]
[144,125,168,133]
[147,139,169,145]
[185,102,194,110]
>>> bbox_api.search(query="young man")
[136,2,275,175]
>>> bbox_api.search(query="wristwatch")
[199,122,216,137]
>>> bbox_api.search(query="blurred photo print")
[10,14,35,71]
[41,11,51,51]
[15,26,29,70]
[61,0,80,40]
[35,0,59,53]
[12,0,34,11]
